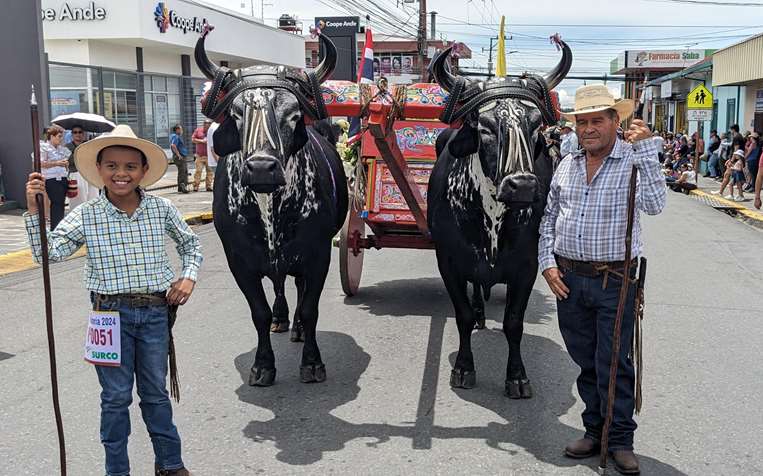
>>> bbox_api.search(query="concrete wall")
[713,86,745,134]
[742,79,763,132]
[0,0,49,206]
[88,41,137,71]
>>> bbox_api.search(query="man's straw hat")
[561,84,635,121]
[74,125,168,188]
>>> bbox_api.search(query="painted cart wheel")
[339,206,365,296]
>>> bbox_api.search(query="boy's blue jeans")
[92,297,184,476]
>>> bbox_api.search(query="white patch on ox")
[447,154,506,263]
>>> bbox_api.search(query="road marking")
[690,190,763,223]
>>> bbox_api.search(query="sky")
[207,0,763,106]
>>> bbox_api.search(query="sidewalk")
[686,174,763,227]
[0,164,214,276]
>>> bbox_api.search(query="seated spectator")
[668,163,697,194]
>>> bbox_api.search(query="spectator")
[668,162,698,194]
[705,129,720,178]
[191,119,213,192]
[730,124,746,151]
[65,124,99,210]
[206,121,219,188]
[559,120,579,158]
[745,132,761,192]
[39,124,70,229]
[652,131,665,162]
[754,145,763,209]
[170,124,189,194]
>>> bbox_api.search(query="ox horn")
[543,38,572,90]
[430,46,457,93]
[194,25,221,80]
[313,33,337,83]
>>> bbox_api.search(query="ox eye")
[288,113,301,123]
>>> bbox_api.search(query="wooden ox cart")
[321,80,450,296]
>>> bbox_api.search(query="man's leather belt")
[92,292,167,308]
[555,255,637,278]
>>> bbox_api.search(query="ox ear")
[289,119,309,156]
[447,119,479,158]
[213,116,241,157]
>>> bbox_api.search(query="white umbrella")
[51,112,116,133]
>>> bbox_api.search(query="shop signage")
[660,81,672,98]
[41,2,107,21]
[626,50,706,69]
[154,2,206,34]
[315,16,360,36]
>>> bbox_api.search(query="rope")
[168,305,180,404]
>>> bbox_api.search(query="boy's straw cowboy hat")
[561,84,635,121]
[74,124,168,189]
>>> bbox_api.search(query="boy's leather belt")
[92,292,167,308]
[555,255,637,278]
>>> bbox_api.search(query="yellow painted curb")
[0,211,214,277]
[690,190,763,222]
[0,248,87,277]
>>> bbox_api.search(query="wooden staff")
[31,86,67,475]
[599,99,644,474]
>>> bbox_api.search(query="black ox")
[427,39,572,398]
[195,31,348,386]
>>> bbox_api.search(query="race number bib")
[84,311,121,366]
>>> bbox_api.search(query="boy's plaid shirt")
[25,190,203,294]
[538,138,666,272]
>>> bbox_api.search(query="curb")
[0,211,214,277]
[689,189,763,225]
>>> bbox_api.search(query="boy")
[25,125,202,476]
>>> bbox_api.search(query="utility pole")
[417,0,427,81]
[481,35,512,79]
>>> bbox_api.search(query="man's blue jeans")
[556,266,637,451]
[707,153,719,177]
[92,298,184,476]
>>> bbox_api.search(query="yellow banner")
[496,16,506,77]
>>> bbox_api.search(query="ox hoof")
[450,368,476,389]
[248,367,276,387]
[300,364,326,383]
[505,379,533,399]
[270,321,290,333]
[473,318,486,330]
[290,325,305,343]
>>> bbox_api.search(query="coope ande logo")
[154,2,170,33]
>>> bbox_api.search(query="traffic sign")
[687,109,712,121]
[687,84,713,109]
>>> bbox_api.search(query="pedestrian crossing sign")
[687,84,713,109]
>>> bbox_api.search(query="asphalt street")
[1,190,761,475]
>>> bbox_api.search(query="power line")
[644,0,763,5]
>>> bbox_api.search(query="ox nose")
[497,173,538,206]
[243,155,286,193]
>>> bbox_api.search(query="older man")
[65,124,99,209]
[539,84,666,475]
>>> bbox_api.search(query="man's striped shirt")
[538,138,666,272]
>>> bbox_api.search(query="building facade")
[611,49,713,130]
[42,0,304,147]
[712,33,763,134]
[304,34,471,84]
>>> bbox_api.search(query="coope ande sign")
[154,2,206,34]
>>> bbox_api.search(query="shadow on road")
[233,277,686,474]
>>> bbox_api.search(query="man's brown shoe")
[155,465,191,476]
[611,450,640,475]
[564,437,600,459]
